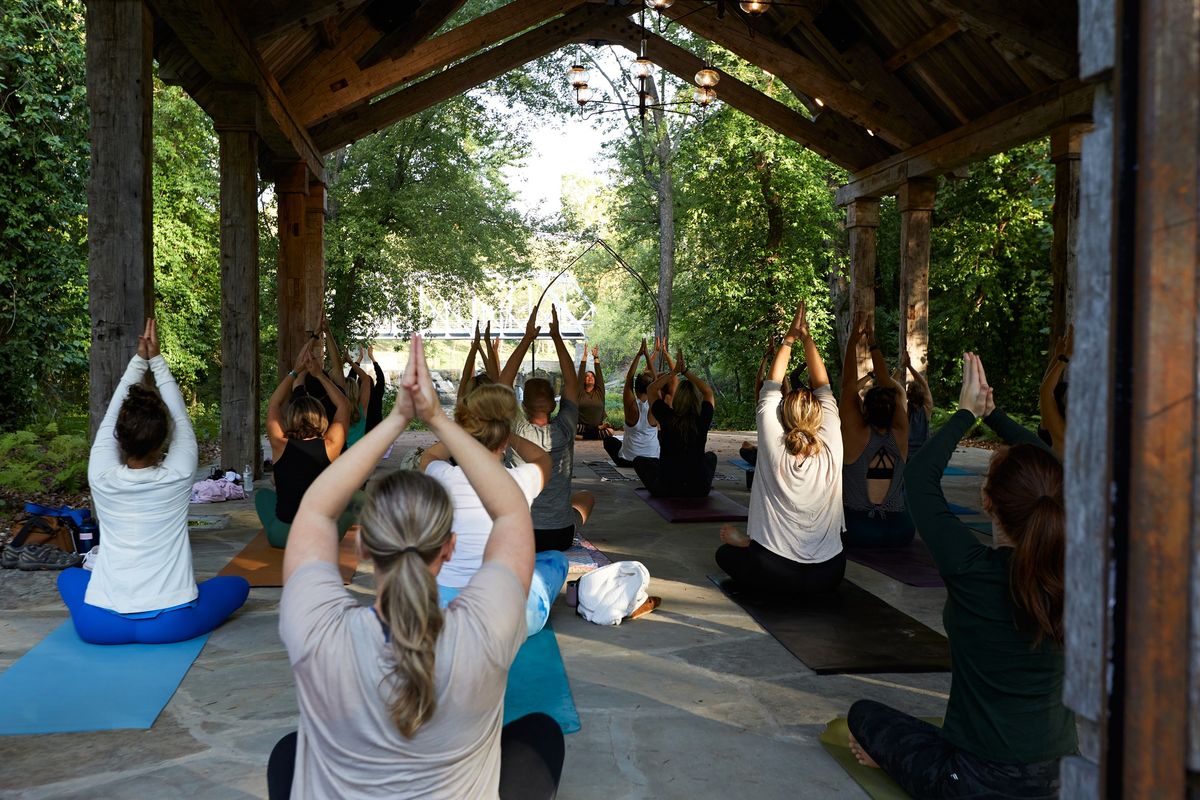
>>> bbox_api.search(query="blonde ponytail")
[358,470,455,737]
[780,388,823,458]
[454,383,518,451]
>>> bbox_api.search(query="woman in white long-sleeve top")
[57,319,248,644]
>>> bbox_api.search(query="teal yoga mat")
[504,627,580,734]
[0,621,208,735]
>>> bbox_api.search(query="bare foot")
[847,732,880,769]
[719,525,751,548]
[740,439,755,450]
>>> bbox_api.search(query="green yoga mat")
[504,626,580,734]
[819,717,943,800]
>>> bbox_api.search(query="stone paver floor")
[0,431,995,799]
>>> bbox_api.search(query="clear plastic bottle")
[243,462,254,496]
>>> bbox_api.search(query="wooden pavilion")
[83,0,1197,795]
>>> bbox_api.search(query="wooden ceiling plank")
[355,0,467,69]
[836,80,1094,203]
[287,0,586,128]
[244,0,368,43]
[661,0,931,149]
[595,18,891,171]
[309,3,630,153]
[883,18,962,71]
[925,0,1076,81]
[147,0,326,180]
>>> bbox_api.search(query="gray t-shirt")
[510,399,579,529]
[747,382,845,563]
[279,560,526,799]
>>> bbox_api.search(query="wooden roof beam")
[835,80,1094,204]
[309,3,631,153]
[661,0,939,149]
[925,0,1077,81]
[593,18,891,171]
[883,19,962,72]
[147,0,326,180]
[285,0,588,128]
[242,0,369,42]
[355,0,467,69]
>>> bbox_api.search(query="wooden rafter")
[926,0,1076,81]
[661,0,936,149]
[285,0,587,128]
[147,0,326,179]
[242,0,368,42]
[883,18,961,71]
[835,79,1094,203]
[355,0,467,69]
[593,18,891,171]
[309,3,631,153]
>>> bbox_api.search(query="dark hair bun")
[115,385,169,459]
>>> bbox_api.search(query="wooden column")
[897,178,936,374]
[214,89,260,478]
[85,0,153,438]
[304,183,327,335]
[846,198,880,376]
[1050,124,1085,345]
[276,163,308,378]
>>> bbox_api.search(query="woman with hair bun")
[846,352,1075,798]
[57,319,249,644]
[714,301,846,598]
[419,383,566,637]
[270,336,564,800]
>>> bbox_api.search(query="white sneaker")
[82,546,100,571]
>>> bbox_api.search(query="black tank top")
[274,437,331,523]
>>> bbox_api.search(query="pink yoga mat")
[633,488,749,523]
[843,539,944,588]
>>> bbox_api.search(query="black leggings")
[602,436,635,467]
[634,452,717,497]
[846,699,1062,799]
[715,541,845,597]
[535,525,576,552]
[365,361,385,432]
[267,713,564,800]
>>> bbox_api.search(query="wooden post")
[897,178,936,375]
[85,0,153,438]
[1050,124,1085,346]
[846,198,880,376]
[276,163,308,378]
[304,183,327,336]
[214,89,260,478]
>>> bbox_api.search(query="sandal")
[626,596,662,621]
[17,544,83,571]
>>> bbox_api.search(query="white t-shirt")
[747,382,845,564]
[424,461,543,588]
[86,355,199,613]
[619,398,660,461]
[279,560,526,799]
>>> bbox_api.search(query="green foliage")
[0,0,90,429]
[0,422,89,495]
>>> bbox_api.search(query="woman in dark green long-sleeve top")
[846,353,1076,799]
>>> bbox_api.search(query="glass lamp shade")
[567,64,590,89]
[645,0,675,8]
[739,0,770,13]
[574,85,593,106]
[693,86,717,106]
[633,57,653,79]
[694,67,720,88]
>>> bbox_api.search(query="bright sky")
[503,115,610,217]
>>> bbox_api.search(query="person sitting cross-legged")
[845,352,1076,799]
[268,335,564,800]
[714,301,846,598]
[57,319,249,645]
[602,337,661,468]
[634,347,717,497]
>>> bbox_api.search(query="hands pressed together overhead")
[958,352,995,419]
[137,318,160,360]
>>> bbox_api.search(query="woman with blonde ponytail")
[715,300,847,599]
[271,337,564,800]
[846,352,1076,799]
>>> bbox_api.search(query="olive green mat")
[819,716,943,800]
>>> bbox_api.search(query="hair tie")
[399,546,422,555]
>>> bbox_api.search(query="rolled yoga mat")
[0,621,208,735]
[504,626,580,734]
[843,539,944,588]
[708,575,951,674]
[634,488,749,523]
[819,716,943,800]
[217,526,361,587]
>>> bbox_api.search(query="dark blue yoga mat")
[943,466,974,477]
[728,458,755,472]
[504,627,580,734]
[0,621,208,735]
[946,502,980,516]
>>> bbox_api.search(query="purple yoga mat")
[843,539,944,588]
[633,488,749,523]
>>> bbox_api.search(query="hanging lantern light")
[566,64,590,89]
[574,85,593,107]
[633,56,654,79]
[645,0,675,8]
[739,0,770,13]
[694,67,720,88]
[693,85,717,107]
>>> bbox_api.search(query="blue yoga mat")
[946,502,980,516]
[0,621,208,735]
[943,466,974,476]
[728,458,755,472]
[504,627,580,734]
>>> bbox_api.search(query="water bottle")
[243,462,254,496]
[76,520,98,554]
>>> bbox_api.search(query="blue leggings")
[57,568,249,645]
[438,551,569,638]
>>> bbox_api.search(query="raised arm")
[839,314,868,426]
[347,359,373,412]
[90,322,154,475]
[267,343,311,453]
[477,321,499,381]
[643,340,658,379]
[500,305,540,387]
[509,433,552,489]
[458,322,483,405]
[1039,327,1071,454]
[863,318,908,435]
[550,305,578,404]
[307,353,349,459]
[622,340,647,426]
[755,337,775,399]
[907,362,933,416]
[676,349,715,406]
[591,345,605,399]
[320,318,348,391]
